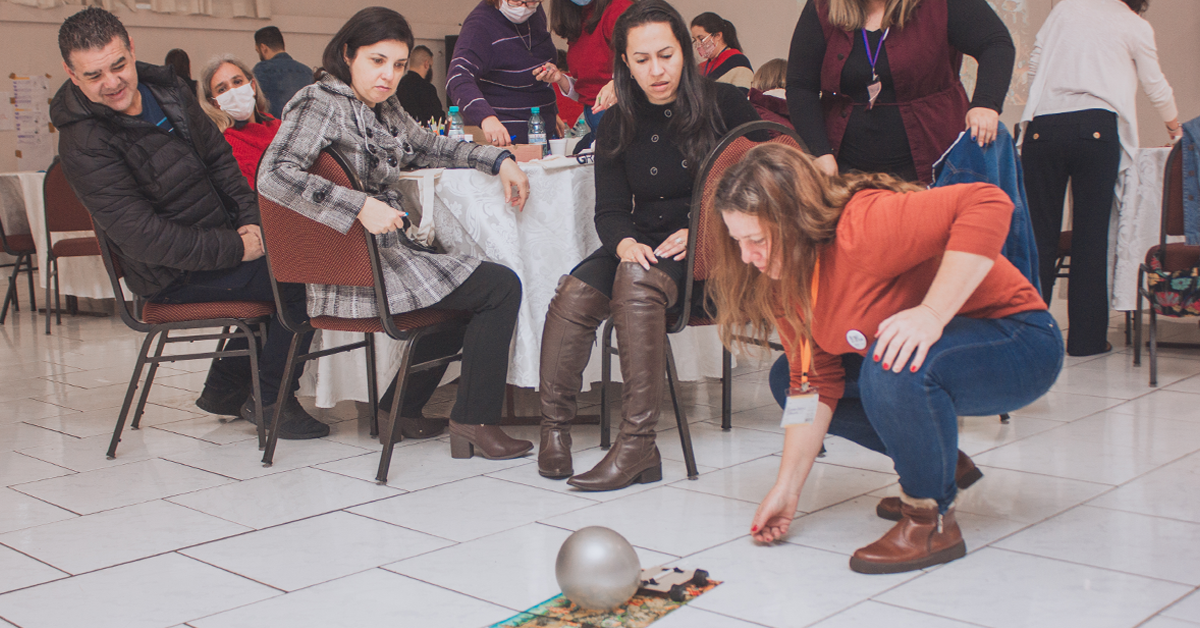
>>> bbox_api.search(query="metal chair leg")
[721,347,732,431]
[1134,269,1145,366]
[25,254,35,312]
[376,338,416,484]
[1124,311,1132,346]
[54,262,62,326]
[1149,306,1158,387]
[665,337,698,480]
[44,257,53,335]
[232,321,266,450]
[599,318,614,450]
[365,333,379,437]
[263,333,305,465]
[107,331,158,458]
[130,330,169,430]
[0,260,19,324]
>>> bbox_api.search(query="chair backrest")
[91,223,148,332]
[672,121,807,332]
[258,151,374,289]
[1162,142,1185,238]
[43,159,96,238]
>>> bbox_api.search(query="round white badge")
[846,330,867,350]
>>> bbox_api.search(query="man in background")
[252,26,313,119]
[397,44,446,128]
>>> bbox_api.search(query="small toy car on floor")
[638,566,709,602]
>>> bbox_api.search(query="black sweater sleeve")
[786,1,832,157]
[948,0,1015,112]
[593,112,638,255]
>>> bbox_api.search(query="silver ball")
[555,526,641,611]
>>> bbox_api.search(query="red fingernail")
[750,525,758,532]
[882,363,889,370]
[911,365,918,372]
[873,354,881,362]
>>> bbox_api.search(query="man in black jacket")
[51,7,326,439]
[397,45,446,128]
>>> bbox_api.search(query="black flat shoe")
[241,395,330,440]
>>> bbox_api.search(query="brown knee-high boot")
[568,263,676,491]
[538,275,611,478]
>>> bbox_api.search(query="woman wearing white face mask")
[448,0,560,146]
[689,12,752,93]
[200,56,280,190]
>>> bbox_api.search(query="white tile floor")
[1,302,1199,627]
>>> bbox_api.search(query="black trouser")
[1022,109,1121,356]
[150,257,311,405]
[379,261,521,425]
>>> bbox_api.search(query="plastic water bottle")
[448,106,466,142]
[528,107,547,156]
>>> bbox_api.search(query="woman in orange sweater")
[708,144,1063,574]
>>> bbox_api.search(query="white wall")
[1,0,1197,173]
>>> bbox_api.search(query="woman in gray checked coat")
[258,7,534,460]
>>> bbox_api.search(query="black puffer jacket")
[50,62,258,297]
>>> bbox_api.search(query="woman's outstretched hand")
[750,483,800,543]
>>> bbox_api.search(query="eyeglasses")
[505,0,542,7]
[691,33,713,48]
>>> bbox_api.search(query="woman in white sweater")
[1020,0,1180,357]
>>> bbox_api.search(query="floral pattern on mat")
[491,580,722,628]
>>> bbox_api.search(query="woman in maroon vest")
[786,0,1014,185]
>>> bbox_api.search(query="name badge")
[782,385,820,427]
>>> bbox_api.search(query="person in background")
[709,143,1061,573]
[690,12,752,92]
[448,0,559,146]
[51,8,323,439]
[258,7,535,455]
[787,0,1014,185]
[397,44,447,128]
[538,0,633,134]
[199,56,280,190]
[253,26,314,119]
[749,58,792,130]
[164,48,197,95]
[552,49,585,136]
[536,0,761,490]
[1021,0,1180,357]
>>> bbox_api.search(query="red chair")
[598,121,806,479]
[42,158,102,334]
[1134,142,1200,385]
[94,228,276,459]
[0,208,37,325]
[257,148,467,483]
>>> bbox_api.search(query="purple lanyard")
[861,27,890,81]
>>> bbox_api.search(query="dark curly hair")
[58,7,130,68]
[1122,0,1149,14]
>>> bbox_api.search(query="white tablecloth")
[303,157,732,408]
[0,171,115,300]
[1110,147,1177,311]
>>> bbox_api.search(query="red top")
[224,116,281,190]
[778,184,1046,410]
[556,84,584,127]
[565,0,632,107]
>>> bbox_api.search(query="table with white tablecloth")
[302,156,733,408]
[0,171,115,300]
[1109,147,1178,311]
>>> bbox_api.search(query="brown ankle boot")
[567,263,675,492]
[876,450,983,521]
[851,492,967,574]
[538,276,611,479]
[448,421,533,460]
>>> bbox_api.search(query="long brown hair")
[707,144,921,355]
[824,0,923,31]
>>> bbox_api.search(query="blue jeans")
[769,310,1064,511]
[583,106,606,136]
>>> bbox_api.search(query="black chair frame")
[95,228,273,459]
[1134,143,1199,385]
[0,217,36,325]
[259,148,464,484]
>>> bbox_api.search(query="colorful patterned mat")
[490,580,721,628]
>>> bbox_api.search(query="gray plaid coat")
[257,74,507,318]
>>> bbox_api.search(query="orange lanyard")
[799,259,819,389]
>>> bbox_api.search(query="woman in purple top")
[448,0,559,146]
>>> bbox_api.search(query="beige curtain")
[6,0,268,16]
